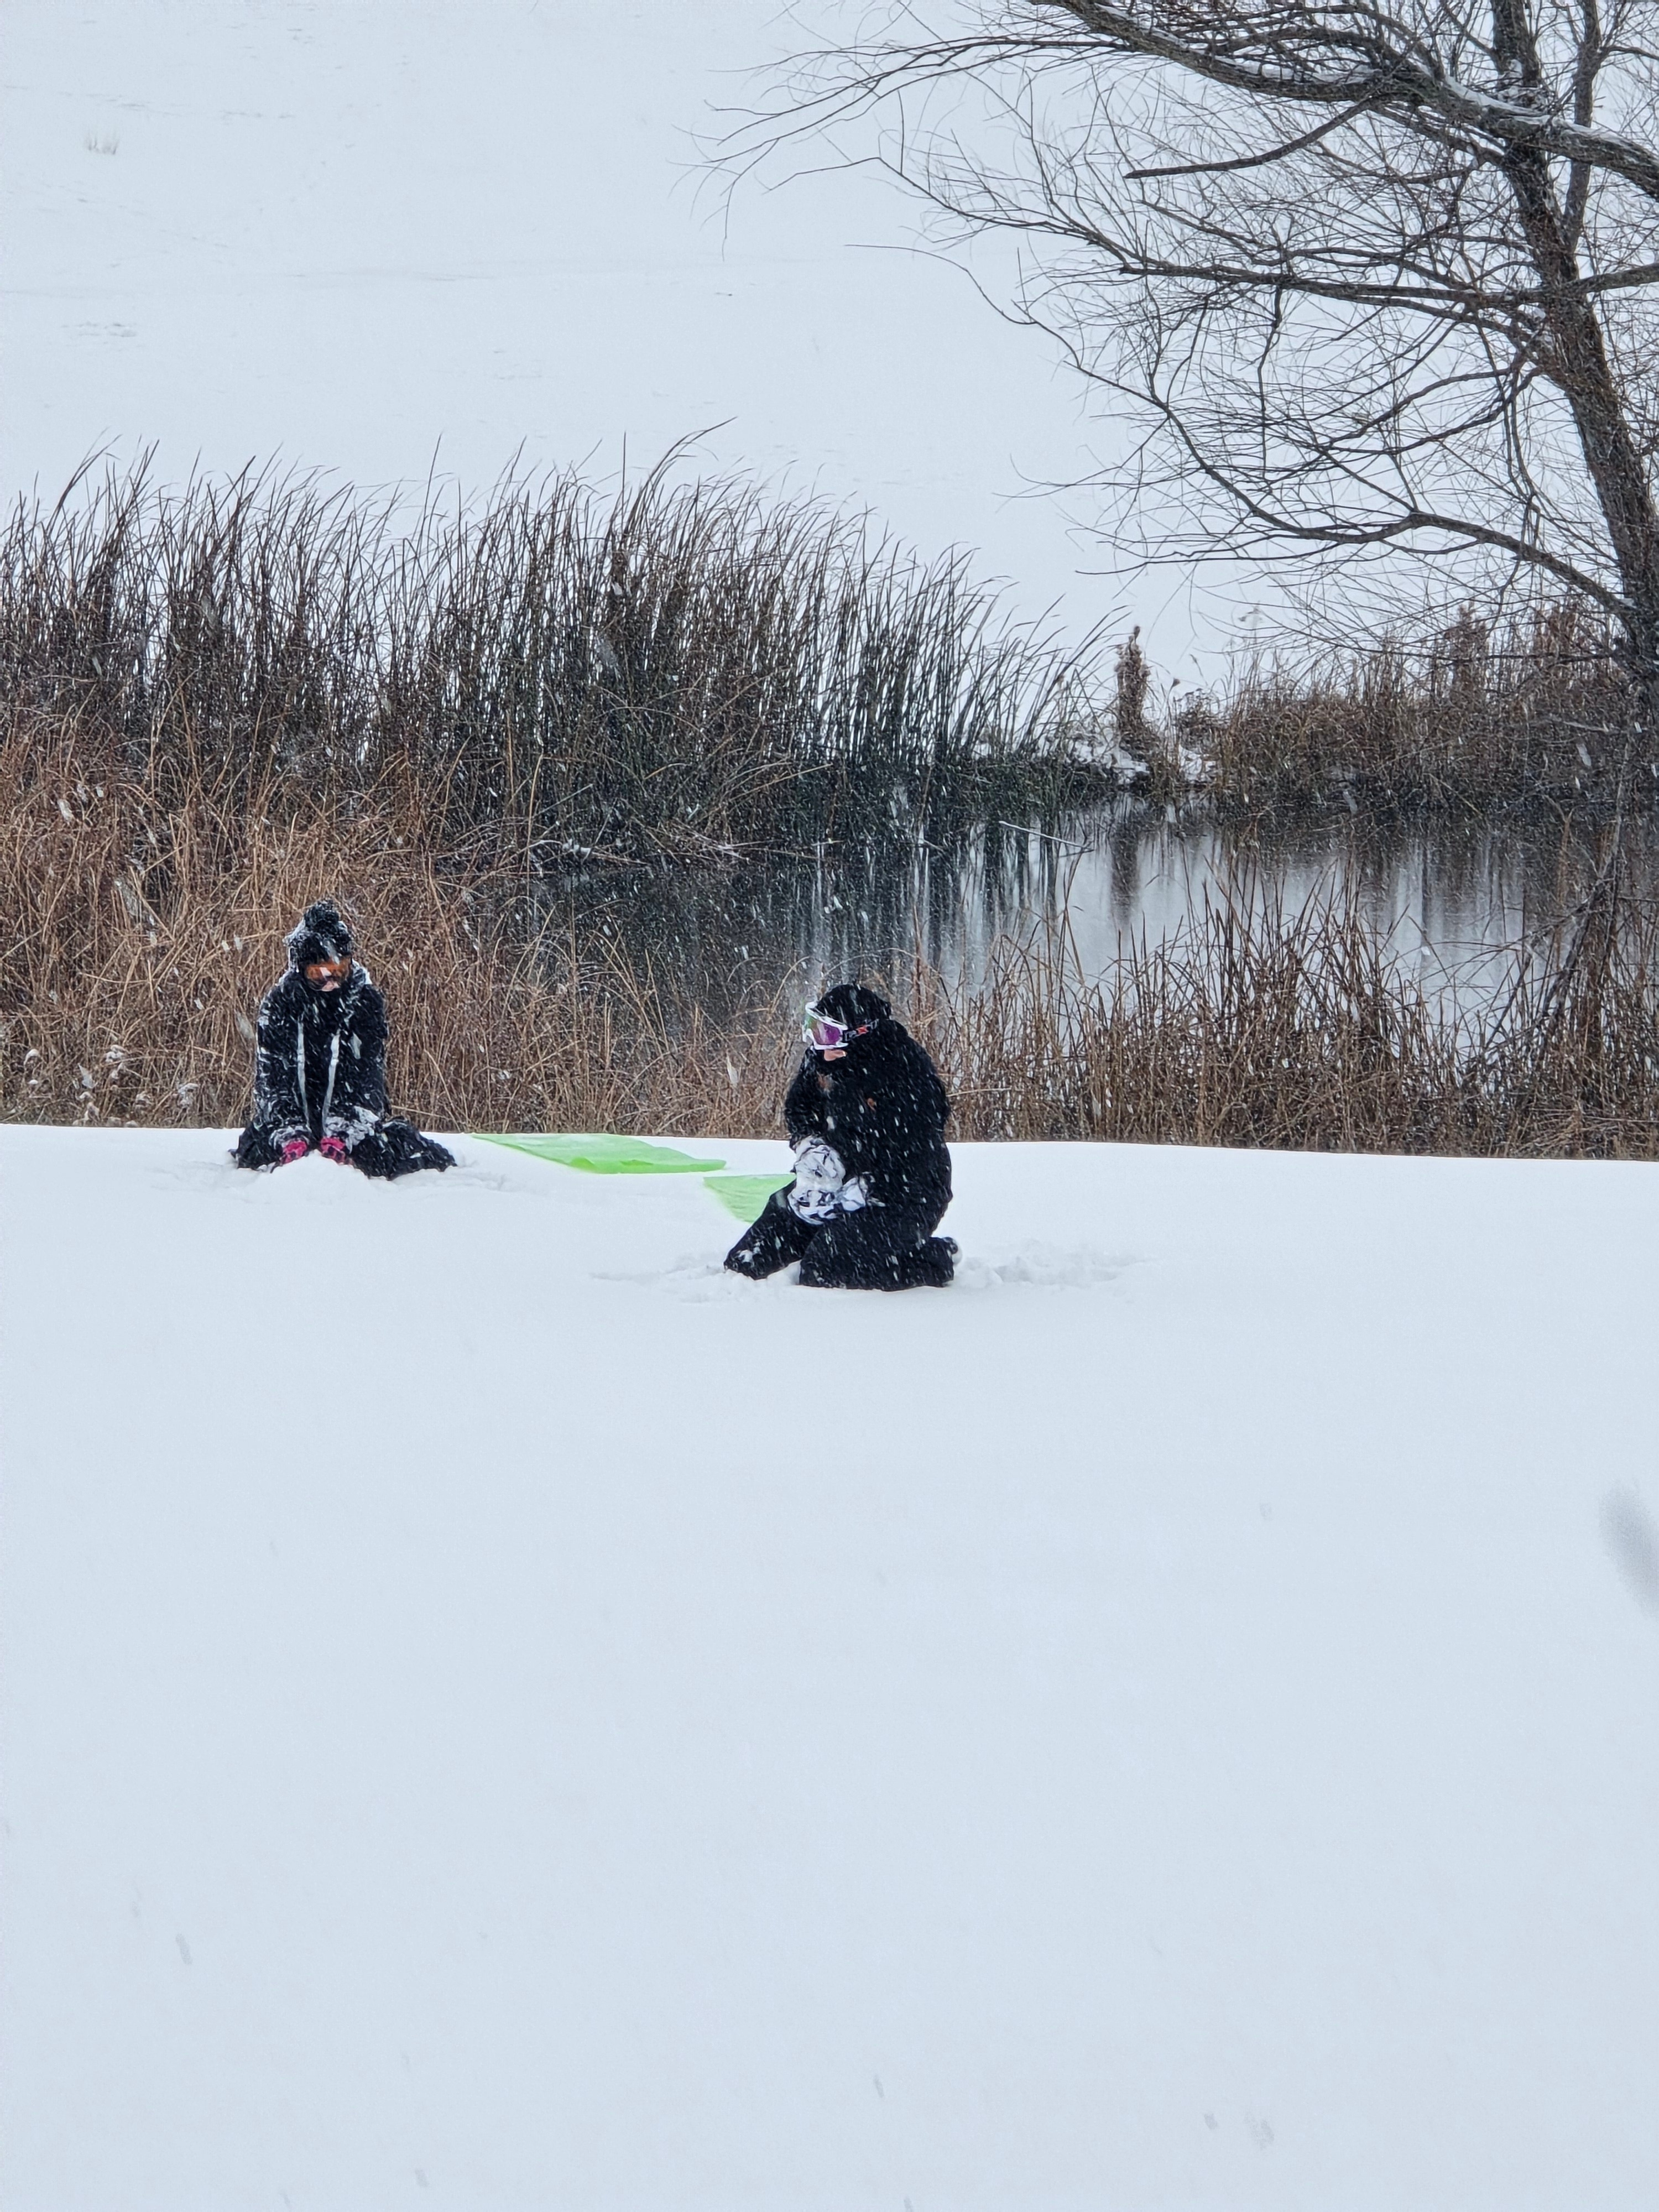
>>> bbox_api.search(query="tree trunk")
[1494,0,1659,711]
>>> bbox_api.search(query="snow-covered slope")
[3,1127,1657,2209]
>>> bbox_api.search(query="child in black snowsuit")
[232,901,453,1181]
[725,983,956,1290]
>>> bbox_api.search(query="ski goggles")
[802,1002,877,1053]
[303,956,351,984]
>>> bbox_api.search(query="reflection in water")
[545,801,1659,1018]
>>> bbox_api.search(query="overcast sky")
[2,1,1276,677]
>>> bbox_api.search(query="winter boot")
[895,1235,957,1289]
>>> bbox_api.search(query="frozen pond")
[555,802,1658,1015]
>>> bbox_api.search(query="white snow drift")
[3,1126,1658,2209]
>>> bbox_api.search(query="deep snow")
[3,1126,1658,2209]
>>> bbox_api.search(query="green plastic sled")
[473,1132,727,1176]
[701,1173,791,1225]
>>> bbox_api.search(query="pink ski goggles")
[802,1002,877,1053]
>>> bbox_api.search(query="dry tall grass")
[7,462,1658,1152]
[8,718,1658,1159]
[910,897,1659,1156]
[0,721,801,1136]
[1,459,1095,863]
[1139,603,1646,811]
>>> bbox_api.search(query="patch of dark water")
[542,800,1659,1019]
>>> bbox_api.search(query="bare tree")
[737,3,1659,712]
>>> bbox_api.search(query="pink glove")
[279,1136,311,1165]
[318,1135,349,1164]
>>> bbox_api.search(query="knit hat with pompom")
[285,899,354,972]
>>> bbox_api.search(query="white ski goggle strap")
[803,1003,877,1052]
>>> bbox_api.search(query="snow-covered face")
[304,957,350,993]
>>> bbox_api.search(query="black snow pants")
[724,1188,955,1290]
[233,1118,454,1181]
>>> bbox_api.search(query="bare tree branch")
[726,2,1659,697]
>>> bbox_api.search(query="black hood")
[813,982,891,1042]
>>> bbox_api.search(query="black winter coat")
[251,964,389,1151]
[784,1018,952,1217]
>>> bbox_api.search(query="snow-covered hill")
[4,1128,1657,2208]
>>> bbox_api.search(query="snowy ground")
[3,1125,1658,2209]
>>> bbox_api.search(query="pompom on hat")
[286,899,355,972]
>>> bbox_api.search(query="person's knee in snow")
[231,900,454,1180]
[723,982,956,1288]
[797,1208,958,1292]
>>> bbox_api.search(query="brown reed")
[0,458,1097,863]
[1160,602,1646,813]
[6,712,1658,1160]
